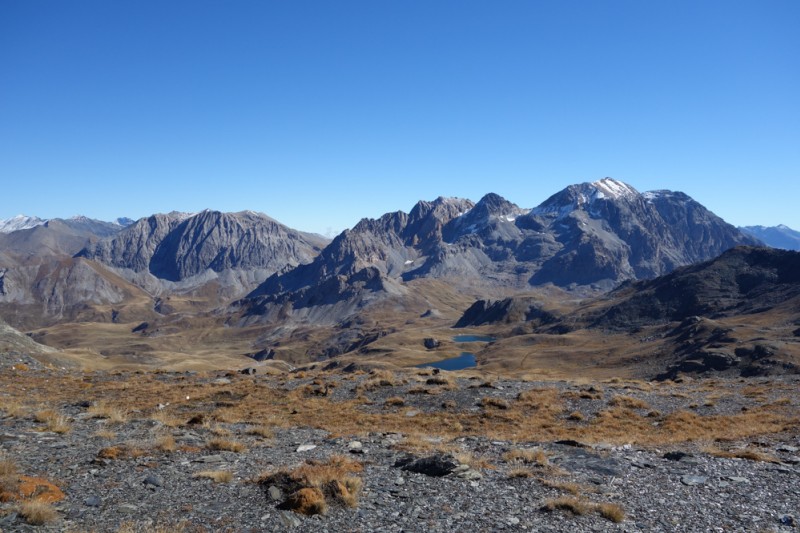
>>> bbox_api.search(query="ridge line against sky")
[1,1,798,236]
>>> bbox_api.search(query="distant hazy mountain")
[0,215,47,233]
[0,216,141,328]
[739,225,800,251]
[238,178,759,324]
[0,214,134,234]
[0,217,123,258]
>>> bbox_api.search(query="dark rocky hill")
[590,246,800,330]
[454,297,558,328]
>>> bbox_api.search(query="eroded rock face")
[79,210,328,282]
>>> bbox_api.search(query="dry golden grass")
[567,411,585,421]
[34,410,70,434]
[246,424,274,438]
[453,452,494,470]
[207,438,246,453]
[507,466,534,478]
[543,496,591,515]
[596,502,626,523]
[0,399,29,418]
[542,496,624,523]
[209,425,232,437]
[258,454,363,515]
[155,434,176,452]
[86,403,128,424]
[516,388,564,418]
[0,456,17,477]
[97,444,148,460]
[541,479,596,496]
[408,385,441,395]
[384,396,406,407]
[0,456,20,502]
[150,410,183,428]
[360,370,401,390]
[193,470,233,483]
[16,499,59,525]
[705,447,780,463]
[426,375,456,388]
[609,395,651,410]
[503,448,549,466]
[93,429,117,440]
[1,368,796,455]
[393,434,457,453]
[481,397,510,410]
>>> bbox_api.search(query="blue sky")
[1,1,798,236]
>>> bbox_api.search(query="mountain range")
[1,178,798,379]
[739,224,800,251]
[236,178,759,325]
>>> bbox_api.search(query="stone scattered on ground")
[0,368,798,532]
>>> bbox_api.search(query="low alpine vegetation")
[258,455,364,515]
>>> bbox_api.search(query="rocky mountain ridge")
[238,179,760,325]
[740,224,800,251]
[0,215,133,234]
[79,210,328,283]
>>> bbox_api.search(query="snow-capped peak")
[591,178,638,199]
[0,214,47,233]
[532,178,640,219]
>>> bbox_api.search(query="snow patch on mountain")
[0,215,47,233]
[593,178,638,199]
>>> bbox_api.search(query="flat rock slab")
[681,475,708,486]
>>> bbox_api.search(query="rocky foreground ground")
[0,354,798,532]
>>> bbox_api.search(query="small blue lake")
[416,352,477,371]
[452,334,496,343]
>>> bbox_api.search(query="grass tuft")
[596,502,626,523]
[193,470,233,483]
[17,499,59,525]
[542,496,591,515]
[705,447,780,463]
[384,396,405,407]
[207,438,246,453]
[87,403,128,424]
[258,454,363,515]
[246,425,274,438]
[542,496,624,523]
[480,397,510,410]
[34,410,70,434]
[609,395,651,410]
[503,448,548,467]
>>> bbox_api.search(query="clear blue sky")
[2,1,798,236]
